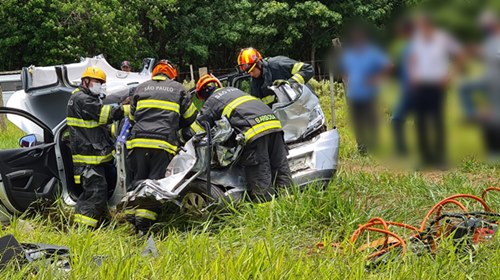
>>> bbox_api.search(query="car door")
[0,107,60,214]
[228,73,251,93]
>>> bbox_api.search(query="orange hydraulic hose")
[434,199,468,217]
[419,194,490,231]
[349,217,416,260]
[367,242,404,260]
[434,199,469,223]
[384,221,419,232]
[360,227,407,259]
[368,217,389,229]
[350,220,418,243]
[482,187,500,211]
[320,189,498,261]
[350,217,390,244]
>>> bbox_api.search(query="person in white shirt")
[408,14,462,169]
[475,11,500,160]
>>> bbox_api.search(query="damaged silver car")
[0,60,339,221]
[123,83,340,214]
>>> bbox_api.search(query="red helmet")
[195,74,222,100]
[152,59,177,79]
[237,47,262,73]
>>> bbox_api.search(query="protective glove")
[272,79,289,87]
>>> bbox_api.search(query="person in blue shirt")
[341,26,391,155]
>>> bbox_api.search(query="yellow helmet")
[81,66,106,83]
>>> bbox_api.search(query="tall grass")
[0,116,25,149]
[0,170,498,279]
[0,79,499,278]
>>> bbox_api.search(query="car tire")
[179,180,225,216]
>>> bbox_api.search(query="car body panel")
[6,55,155,135]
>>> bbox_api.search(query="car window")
[238,79,251,94]
[0,113,45,149]
[62,127,70,142]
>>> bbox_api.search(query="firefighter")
[67,66,125,228]
[237,47,314,107]
[182,74,292,201]
[126,60,197,232]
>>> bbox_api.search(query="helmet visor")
[238,62,256,73]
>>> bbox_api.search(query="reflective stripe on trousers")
[72,153,114,165]
[74,213,98,227]
[135,209,158,221]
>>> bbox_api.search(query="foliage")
[0,0,401,75]
[2,0,496,75]
[0,0,143,70]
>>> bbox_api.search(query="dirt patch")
[339,157,499,187]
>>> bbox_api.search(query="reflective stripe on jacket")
[67,88,124,166]
[182,87,282,144]
[250,56,314,106]
[127,75,197,153]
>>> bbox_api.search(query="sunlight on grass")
[0,171,498,278]
[0,80,499,279]
[0,116,25,149]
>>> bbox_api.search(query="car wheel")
[179,180,225,216]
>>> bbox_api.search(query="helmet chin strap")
[199,85,217,100]
[83,78,90,90]
[256,60,263,69]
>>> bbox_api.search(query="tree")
[6,0,485,78]
[287,1,342,72]
[0,0,144,70]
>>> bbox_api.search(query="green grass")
[0,117,25,149]
[1,80,499,279]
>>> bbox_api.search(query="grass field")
[0,80,499,279]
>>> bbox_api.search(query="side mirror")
[19,134,37,148]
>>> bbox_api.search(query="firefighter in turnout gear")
[67,66,125,228]
[125,60,197,232]
[237,47,314,107]
[182,74,292,201]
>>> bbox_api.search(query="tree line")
[0,0,496,79]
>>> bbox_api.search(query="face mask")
[89,82,103,95]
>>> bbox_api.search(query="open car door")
[0,107,60,214]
